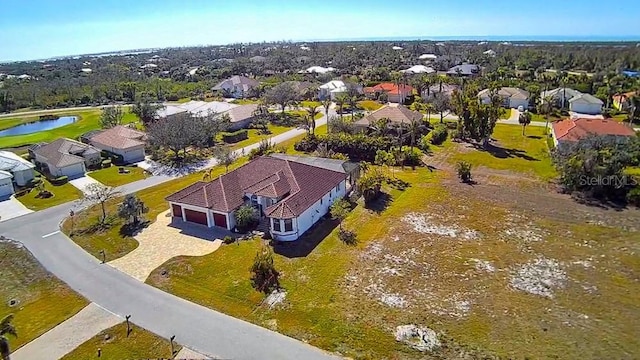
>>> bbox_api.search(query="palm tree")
[335,93,349,119]
[305,104,319,135]
[406,117,424,153]
[0,314,17,360]
[518,111,532,136]
[368,117,391,137]
[424,102,435,123]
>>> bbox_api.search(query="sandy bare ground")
[109,210,223,281]
[11,303,122,360]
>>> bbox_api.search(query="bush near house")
[221,129,249,143]
[51,175,69,185]
[428,124,448,145]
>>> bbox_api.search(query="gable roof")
[401,65,435,74]
[89,125,146,150]
[478,87,530,100]
[541,87,582,100]
[319,80,347,92]
[364,83,415,96]
[0,150,35,172]
[0,170,12,180]
[354,104,423,127]
[166,156,346,219]
[32,138,99,168]
[568,93,604,105]
[552,118,636,142]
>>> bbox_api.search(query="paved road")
[2,113,338,359]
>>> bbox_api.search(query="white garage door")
[0,180,14,197]
[60,163,86,179]
[123,148,145,163]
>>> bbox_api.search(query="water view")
[0,116,78,137]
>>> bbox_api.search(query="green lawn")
[0,109,138,148]
[61,323,180,360]
[284,110,324,120]
[300,101,321,108]
[230,98,262,105]
[530,113,563,124]
[62,158,249,262]
[449,124,557,180]
[278,124,328,155]
[0,241,88,351]
[16,176,83,211]
[226,124,294,150]
[357,100,383,111]
[88,165,147,187]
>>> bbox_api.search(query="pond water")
[0,116,78,137]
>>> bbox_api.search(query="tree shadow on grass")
[472,142,540,161]
[387,178,411,191]
[272,216,339,258]
[570,191,629,211]
[119,220,151,237]
[364,192,393,214]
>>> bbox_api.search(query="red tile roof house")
[87,125,147,163]
[165,156,348,241]
[363,83,415,104]
[551,118,637,148]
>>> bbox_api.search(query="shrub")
[456,161,472,183]
[102,159,112,168]
[234,205,258,232]
[294,133,398,161]
[402,146,422,167]
[338,228,357,245]
[627,187,640,207]
[221,129,249,143]
[249,139,276,159]
[223,235,235,244]
[51,175,69,185]
[419,135,431,152]
[445,121,458,130]
[429,124,448,145]
[28,177,43,188]
[250,246,280,293]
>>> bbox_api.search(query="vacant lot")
[61,323,180,360]
[0,108,138,148]
[0,239,88,350]
[145,125,640,359]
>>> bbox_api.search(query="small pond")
[0,116,78,137]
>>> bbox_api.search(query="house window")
[272,218,281,232]
[284,219,293,232]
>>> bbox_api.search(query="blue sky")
[2,0,640,61]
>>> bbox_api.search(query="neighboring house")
[364,83,415,103]
[319,80,348,100]
[353,103,423,130]
[541,88,603,115]
[31,138,101,178]
[612,91,637,111]
[418,54,437,60]
[483,49,496,57]
[87,125,147,163]
[446,64,480,77]
[551,118,636,148]
[166,156,348,241]
[285,81,318,99]
[157,101,237,120]
[400,65,435,75]
[226,104,259,131]
[0,151,35,196]
[478,87,530,109]
[211,75,260,98]
[0,170,14,198]
[421,83,459,99]
[300,66,336,74]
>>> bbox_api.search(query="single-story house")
[226,104,259,131]
[418,54,437,60]
[157,101,236,120]
[551,118,636,148]
[269,154,360,190]
[400,65,435,75]
[612,91,637,111]
[478,87,530,109]
[285,81,318,99]
[211,75,260,98]
[446,64,480,77]
[364,83,415,103]
[541,88,603,114]
[31,138,101,179]
[319,80,348,100]
[0,170,14,198]
[353,103,423,130]
[421,83,459,99]
[300,66,336,74]
[0,150,35,187]
[87,125,147,163]
[166,156,348,241]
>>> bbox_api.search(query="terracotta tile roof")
[33,138,99,168]
[166,156,346,219]
[89,125,146,150]
[552,118,636,142]
[364,83,415,96]
[354,104,423,127]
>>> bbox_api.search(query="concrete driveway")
[108,210,225,281]
[0,196,33,222]
[69,176,103,194]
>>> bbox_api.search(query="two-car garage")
[170,203,229,229]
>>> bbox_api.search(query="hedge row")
[221,129,249,143]
[294,133,398,162]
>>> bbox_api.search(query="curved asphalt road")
[0,111,337,360]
